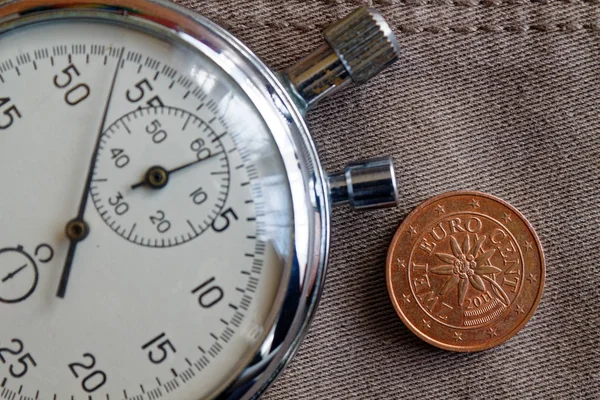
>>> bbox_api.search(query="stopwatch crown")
[324,7,401,85]
[284,7,400,110]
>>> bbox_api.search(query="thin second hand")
[56,47,126,299]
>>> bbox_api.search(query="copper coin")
[386,191,545,352]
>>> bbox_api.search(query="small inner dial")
[91,107,230,247]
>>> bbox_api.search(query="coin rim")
[386,190,546,352]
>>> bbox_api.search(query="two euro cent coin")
[386,191,545,352]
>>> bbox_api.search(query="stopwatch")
[0,1,400,399]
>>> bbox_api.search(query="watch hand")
[130,152,224,190]
[56,47,125,299]
[2,264,28,283]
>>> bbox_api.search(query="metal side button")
[328,156,398,210]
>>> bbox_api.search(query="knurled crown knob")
[283,7,400,110]
[324,7,401,85]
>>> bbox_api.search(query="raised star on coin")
[386,191,545,352]
[487,327,499,338]
[408,225,418,237]
[515,304,526,314]
[454,332,463,341]
[469,199,480,209]
[396,258,406,270]
[524,240,534,251]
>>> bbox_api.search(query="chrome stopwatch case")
[0,1,400,399]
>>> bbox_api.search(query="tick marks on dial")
[246,276,259,293]
[121,120,131,134]
[211,131,227,142]
[182,114,192,130]
[251,259,263,274]
[2,41,267,399]
[127,223,137,241]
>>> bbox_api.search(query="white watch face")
[0,14,292,400]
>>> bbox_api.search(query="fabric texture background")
[176,1,600,398]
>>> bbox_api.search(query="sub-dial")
[0,245,39,304]
[91,107,231,248]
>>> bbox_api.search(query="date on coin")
[386,191,545,352]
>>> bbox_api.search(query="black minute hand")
[130,152,224,190]
[56,47,125,299]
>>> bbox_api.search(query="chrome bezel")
[0,1,330,399]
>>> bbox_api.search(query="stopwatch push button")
[328,156,398,210]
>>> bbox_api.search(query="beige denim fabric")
[177,1,600,398]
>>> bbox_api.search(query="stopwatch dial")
[91,107,230,247]
[0,12,292,400]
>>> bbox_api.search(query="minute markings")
[0,39,267,400]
